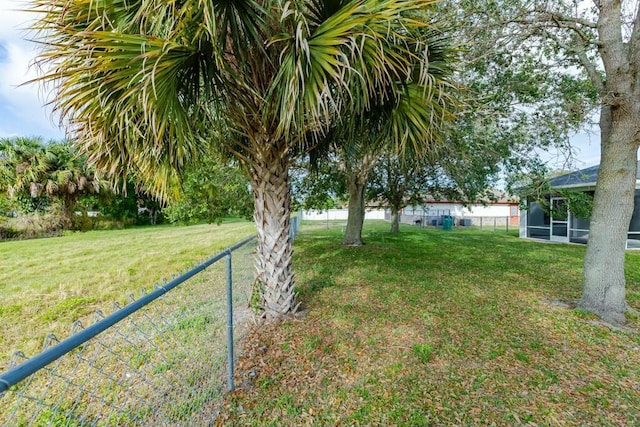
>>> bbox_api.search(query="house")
[398,192,520,227]
[301,191,520,226]
[301,208,386,221]
[519,161,640,249]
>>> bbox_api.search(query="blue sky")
[0,0,603,169]
[542,129,601,169]
[0,0,65,141]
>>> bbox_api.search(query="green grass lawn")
[217,221,640,426]
[0,219,255,366]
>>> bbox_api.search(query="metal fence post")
[506,216,509,233]
[494,217,497,232]
[480,217,483,230]
[226,251,234,392]
[290,215,299,241]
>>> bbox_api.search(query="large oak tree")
[445,0,639,325]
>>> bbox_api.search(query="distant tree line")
[0,137,253,239]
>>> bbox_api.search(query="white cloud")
[0,0,32,40]
[0,0,64,140]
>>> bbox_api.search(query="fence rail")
[0,234,259,426]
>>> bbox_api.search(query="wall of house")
[302,202,522,227]
[402,203,511,217]
[301,208,386,221]
[401,202,520,226]
[628,189,640,248]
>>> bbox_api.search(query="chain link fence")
[459,216,514,232]
[0,236,258,426]
[400,214,515,233]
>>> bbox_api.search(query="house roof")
[549,161,640,189]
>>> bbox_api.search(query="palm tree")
[40,143,103,221]
[0,137,102,225]
[1,136,56,215]
[0,137,46,199]
[32,0,455,319]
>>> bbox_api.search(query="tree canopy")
[163,154,253,224]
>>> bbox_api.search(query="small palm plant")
[31,0,455,319]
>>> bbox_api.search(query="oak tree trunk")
[390,206,400,233]
[342,179,366,246]
[580,106,639,325]
[578,0,640,326]
[250,150,297,319]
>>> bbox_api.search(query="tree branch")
[540,28,605,93]
[510,14,597,46]
[532,7,599,30]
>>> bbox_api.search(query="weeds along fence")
[0,234,267,426]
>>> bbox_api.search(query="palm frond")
[31,0,219,197]
[265,0,444,143]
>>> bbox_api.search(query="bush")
[73,212,95,232]
[0,208,69,240]
[0,223,20,240]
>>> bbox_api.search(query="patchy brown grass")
[216,222,640,426]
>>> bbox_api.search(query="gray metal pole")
[494,217,497,232]
[506,216,509,233]
[226,251,234,392]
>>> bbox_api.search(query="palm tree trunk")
[61,196,76,230]
[580,105,639,325]
[250,152,297,319]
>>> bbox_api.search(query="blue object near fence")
[442,216,454,230]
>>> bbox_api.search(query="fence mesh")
[0,239,257,427]
[397,214,514,232]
